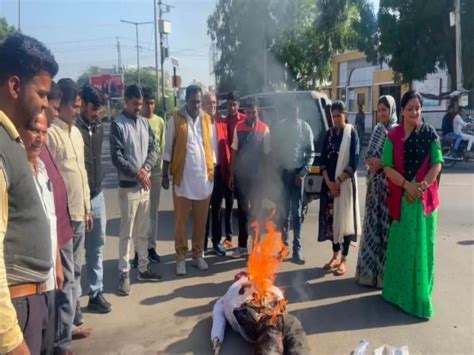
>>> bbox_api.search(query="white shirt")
[32,158,57,292]
[453,114,468,135]
[163,109,216,200]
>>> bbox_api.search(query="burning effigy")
[211,216,310,355]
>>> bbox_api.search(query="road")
[74,122,473,354]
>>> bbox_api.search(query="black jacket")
[76,116,104,199]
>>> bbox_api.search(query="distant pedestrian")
[382,91,443,319]
[0,33,58,355]
[355,95,397,288]
[318,100,360,276]
[76,84,112,314]
[162,85,216,276]
[110,84,162,296]
[229,99,271,259]
[141,87,165,264]
[203,92,232,257]
[271,104,315,264]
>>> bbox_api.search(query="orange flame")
[247,211,288,308]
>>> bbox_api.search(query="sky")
[1,0,379,87]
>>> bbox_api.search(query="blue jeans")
[279,170,304,252]
[85,192,106,297]
[453,134,464,151]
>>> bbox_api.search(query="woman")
[318,101,360,276]
[382,91,443,319]
[355,95,398,288]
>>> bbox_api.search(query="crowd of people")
[0,32,445,355]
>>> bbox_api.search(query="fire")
[247,213,288,317]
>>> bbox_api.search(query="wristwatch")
[143,163,152,172]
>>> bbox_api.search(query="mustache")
[31,140,43,149]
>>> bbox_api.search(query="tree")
[377,0,456,88]
[0,17,16,43]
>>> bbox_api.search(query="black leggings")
[332,235,354,257]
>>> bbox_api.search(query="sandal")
[324,256,341,270]
[334,260,347,276]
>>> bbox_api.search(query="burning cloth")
[211,273,310,354]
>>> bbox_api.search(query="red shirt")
[214,115,231,184]
[227,111,246,146]
[40,144,74,248]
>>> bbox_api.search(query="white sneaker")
[176,260,186,276]
[192,258,208,271]
[231,247,248,259]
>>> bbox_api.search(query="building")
[331,51,449,131]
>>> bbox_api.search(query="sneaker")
[87,292,112,313]
[223,239,234,249]
[130,252,138,269]
[148,248,161,263]
[292,251,306,265]
[176,260,187,276]
[118,272,131,296]
[137,266,162,282]
[231,247,248,259]
[213,243,226,257]
[73,301,83,326]
[192,257,209,271]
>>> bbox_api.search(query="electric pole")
[454,0,463,90]
[18,0,21,32]
[120,19,153,87]
[116,37,122,74]
[157,1,173,118]
[154,1,160,105]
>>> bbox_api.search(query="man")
[0,33,57,355]
[203,92,232,256]
[76,84,112,314]
[21,111,65,355]
[41,82,78,354]
[162,85,216,276]
[110,84,161,297]
[271,105,315,264]
[355,104,365,152]
[229,99,271,258]
[453,108,474,153]
[140,87,165,264]
[48,78,93,340]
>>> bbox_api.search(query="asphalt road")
[73,123,473,354]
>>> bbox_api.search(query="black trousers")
[332,235,354,257]
[235,176,261,249]
[41,290,56,355]
[12,293,49,355]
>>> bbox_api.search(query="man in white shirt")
[162,85,216,276]
[453,109,474,152]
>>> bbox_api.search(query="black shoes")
[148,248,161,263]
[87,291,112,313]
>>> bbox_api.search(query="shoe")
[223,239,234,249]
[87,292,112,313]
[137,266,162,282]
[71,326,92,340]
[192,257,209,271]
[118,272,131,296]
[231,247,248,259]
[73,301,83,326]
[213,243,226,257]
[292,251,306,265]
[130,252,138,269]
[148,248,161,263]
[176,260,186,276]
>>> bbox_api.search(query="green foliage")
[377,0,455,86]
[0,17,17,43]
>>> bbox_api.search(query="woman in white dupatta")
[318,101,361,276]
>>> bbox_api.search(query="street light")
[120,19,153,87]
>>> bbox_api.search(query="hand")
[161,175,170,190]
[404,181,422,202]
[228,175,234,191]
[7,340,31,355]
[56,263,64,290]
[295,175,304,187]
[328,181,340,198]
[85,212,93,232]
[136,168,151,191]
[367,158,382,175]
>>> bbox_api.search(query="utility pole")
[18,0,21,32]
[454,0,463,90]
[120,19,152,87]
[153,0,160,104]
[116,37,123,73]
[157,1,173,118]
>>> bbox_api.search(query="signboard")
[90,74,124,100]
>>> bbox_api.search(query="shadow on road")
[293,294,425,335]
[457,240,474,246]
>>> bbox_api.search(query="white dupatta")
[333,124,361,244]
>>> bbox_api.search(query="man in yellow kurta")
[162,85,216,276]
